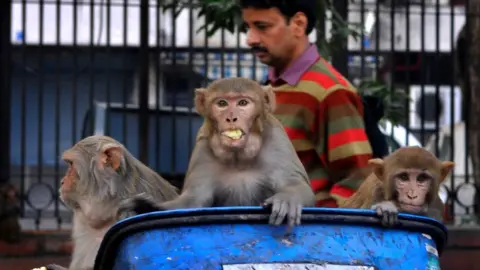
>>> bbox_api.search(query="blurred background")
[0,0,478,269]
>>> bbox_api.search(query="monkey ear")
[99,143,123,170]
[440,161,455,183]
[368,158,385,180]
[194,88,208,116]
[262,86,276,113]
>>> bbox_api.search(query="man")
[241,0,374,207]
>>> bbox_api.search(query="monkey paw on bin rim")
[371,200,399,227]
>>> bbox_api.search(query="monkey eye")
[238,99,249,106]
[417,174,430,183]
[399,173,409,181]
[216,100,228,107]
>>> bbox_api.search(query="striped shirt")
[267,44,373,207]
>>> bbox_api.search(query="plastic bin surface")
[94,207,447,270]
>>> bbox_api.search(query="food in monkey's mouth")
[222,129,244,140]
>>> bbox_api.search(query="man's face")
[242,7,302,68]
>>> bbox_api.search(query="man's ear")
[98,143,123,170]
[368,158,385,180]
[262,86,276,113]
[440,161,455,183]
[194,88,208,116]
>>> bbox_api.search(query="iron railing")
[0,0,474,229]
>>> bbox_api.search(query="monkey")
[341,146,454,227]
[40,135,179,270]
[0,182,21,243]
[117,77,316,229]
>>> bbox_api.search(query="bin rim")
[94,206,448,270]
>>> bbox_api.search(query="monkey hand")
[371,200,399,227]
[263,193,303,229]
[117,195,165,220]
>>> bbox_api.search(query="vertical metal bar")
[203,10,209,87]
[332,0,348,76]
[332,0,348,77]
[139,0,150,163]
[54,0,62,228]
[187,1,194,158]
[0,0,12,187]
[105,0,111,135]
[464,0,471,206]
[221,29,225,78]
[359,0,365,80]
[405,1,411,146]
[236,24,241,78]
[20,0,27,216]
[72,0,78,143]
[420,0,426,144]
[388,0,395,141]
[448,0,457,220]
[448,0,458,219]
[155,0,161,171]
[89,0,95,135]
[37,0,46,229]
[122,0,128,144]
[374,0,380,78]
[434,0,441,157]
[170,6,177,173]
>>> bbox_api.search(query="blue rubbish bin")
[94,207,447,270]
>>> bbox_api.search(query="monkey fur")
[42,136,179,270]
[117,77,316,229]
[341,146,454,226]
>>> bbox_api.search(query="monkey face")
[59,137,126,210]
[392,168,432,213]
[59,155,81,209]
[210,93,258,150]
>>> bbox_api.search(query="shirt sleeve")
[315,88,373,205]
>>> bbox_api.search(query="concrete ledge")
[440,227,480,270]
[0,230,72,257]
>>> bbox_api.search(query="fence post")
[0,0,12,183]
[331,0,349,76]
[139,0,150,163]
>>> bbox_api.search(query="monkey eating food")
[43,136,179,270]
[117,77,316,229]
[341,146,454,226]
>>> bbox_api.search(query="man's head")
[240,0,316,69]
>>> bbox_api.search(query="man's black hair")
[239,0,317,35]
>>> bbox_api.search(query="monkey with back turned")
[41,135,179,270]
[117,77,316,228]
[341,146,454,226]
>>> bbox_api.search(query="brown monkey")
[341,146,454,226]
[42,136,179,270]
[117,77,316,228]
[0,182,21,243]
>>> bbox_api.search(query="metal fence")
[0,0,475,230]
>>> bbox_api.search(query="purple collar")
[267,44,320,86]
